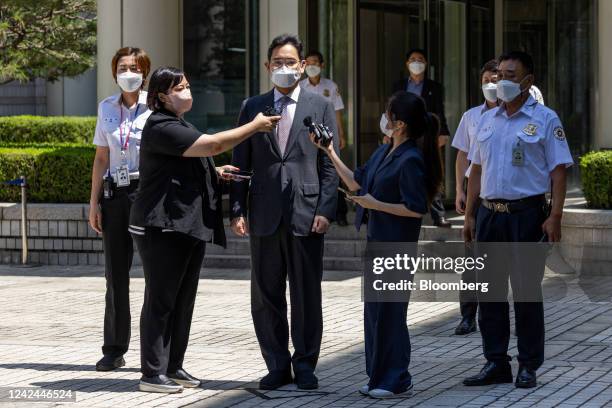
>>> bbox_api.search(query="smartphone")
[337,187,355,199]
[223,169,253,181]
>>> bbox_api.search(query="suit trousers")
[475,204,547,370]
[250,219,324,374]
[134,228,205,377]
[100,181,138,357]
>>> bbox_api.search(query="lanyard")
[119,102,141,151]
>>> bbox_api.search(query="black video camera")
[303,116,333,147]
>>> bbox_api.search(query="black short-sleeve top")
[129,109,226,247]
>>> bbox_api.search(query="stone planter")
[561,203,612,275]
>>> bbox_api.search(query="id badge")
[116,165,130,187]
[120,149,129,166]
[512,143,525,166]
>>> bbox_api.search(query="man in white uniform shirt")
[451,59,499,336]
[300,50,349,225]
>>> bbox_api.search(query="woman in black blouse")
[130,66,279,393]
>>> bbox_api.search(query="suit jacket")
[230,88,339,237]
[392,78,450,136]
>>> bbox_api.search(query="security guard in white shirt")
[89,47,152,372]
[463,51,573,389]
[451,59,499,336]
[299,50,349,225]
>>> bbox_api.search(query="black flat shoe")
[515,366,537,388]
[139,374,183,393]
[295,371,318,390]
[95,355,125,372]
[454,317,477,335]
[168,368,201,388]
[259,371,293,390]
[463,361,513,386]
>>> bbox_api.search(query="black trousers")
[250,220,324,374]
[133,228,206,377]
[100,181,138,357]
[475,203,546,370]
[430,191,446,221]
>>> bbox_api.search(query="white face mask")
[482,83,498,103]
[379,113,394,138]
[117,72,143,93]
[408,62,426,76]
[305,65,321,78]
[166,88,193,113]
[497,78,528,103]
[270,65,301,88]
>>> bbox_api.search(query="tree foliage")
[0,0,96,84]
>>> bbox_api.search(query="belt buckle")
[495,202,509,213]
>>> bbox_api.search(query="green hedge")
[0,144,95,203]
[0,143,235,203]
[580,150,612,209]
[0,116,96,144]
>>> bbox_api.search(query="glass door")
[356,0,426,165]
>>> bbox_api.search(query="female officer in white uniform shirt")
[88,47,152,372]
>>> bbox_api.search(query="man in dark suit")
[392,48,451,227]
[230,34,339,391]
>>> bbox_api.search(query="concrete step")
[219,224,463,242]
[206,238,367,257]
[202,254,363,272]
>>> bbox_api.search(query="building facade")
[94,0,611,193]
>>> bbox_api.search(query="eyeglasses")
[270,59,301,69]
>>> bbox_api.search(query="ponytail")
[387,91,444,206]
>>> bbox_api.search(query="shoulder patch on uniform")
[323,89,330,97]
[553,126,566,141]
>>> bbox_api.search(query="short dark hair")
[267,33,303,61]
[305,50,324,64]
[480,59,498,81]
[111,46,151,88]
[498,51,534,75]
[146,66,185,111]
[405,48,427,62]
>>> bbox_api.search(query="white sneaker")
[358,385,369,396]
[368,384,413,399]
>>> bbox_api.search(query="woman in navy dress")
[311,91,443,398]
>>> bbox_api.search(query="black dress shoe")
[95,355,125,371]
[168,368,201,388]
[294,371,318,390]
[259,371,293,390]
[139,374,183,393]
[454,317,477,335]
[433,217,452,228]
[515,366,537,388]
[463,361,513,386]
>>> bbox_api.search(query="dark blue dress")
[353,139,428,393]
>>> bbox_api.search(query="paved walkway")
[0,264,611,408]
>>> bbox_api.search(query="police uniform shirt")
[470,95,573,200]
[128,109,226,247]
[299,77,345,111]
[93,91,151,178]
[452,103,490,178]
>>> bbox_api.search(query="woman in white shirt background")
[88,46,152,371]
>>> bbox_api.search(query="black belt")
[112,179,139,191]
[482,194,546,214]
